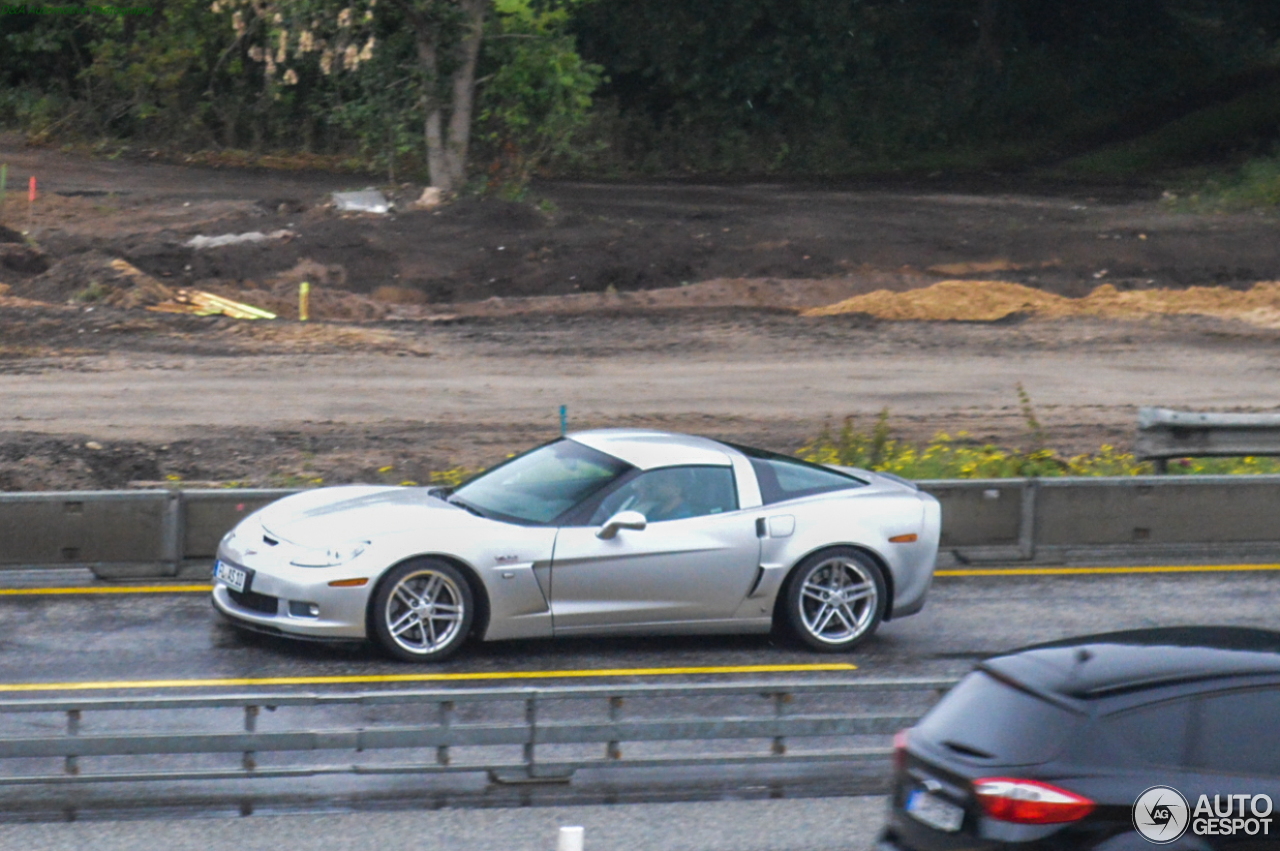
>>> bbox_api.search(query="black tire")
[369,558,474,662]
[782,547,887,652]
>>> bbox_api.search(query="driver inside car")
[630,471,693,522]
[593,468,697,524]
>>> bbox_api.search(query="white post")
[557,826,585,851]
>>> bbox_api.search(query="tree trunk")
[975,0,1003,73]
[413,28,449,189]
[403,0,487,193]
[442,0,487,189]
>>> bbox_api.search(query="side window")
[1190,688,1280,777]
[750,456,864,505]
[1099,698,1192,767]
[589,466,738,525]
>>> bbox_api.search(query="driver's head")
[638,473,682,504]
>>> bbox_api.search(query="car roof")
[981,626,1280,700]
[568,429,736,471]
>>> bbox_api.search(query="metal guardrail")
[1136,407,1280,472]
[0,679,956,788]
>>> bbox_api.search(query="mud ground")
[0,135,1278,490]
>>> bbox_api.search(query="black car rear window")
[723,442,866,505]
[915,671,1082,766]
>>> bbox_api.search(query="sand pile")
[219,321,432,355]
[803,280,1280,328]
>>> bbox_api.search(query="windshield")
[451,439,631,524]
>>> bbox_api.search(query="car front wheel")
[784,547,886,651]
[370,559,474,662]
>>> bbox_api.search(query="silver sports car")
[212,430,941,661]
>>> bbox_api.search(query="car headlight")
[290,541,370,567]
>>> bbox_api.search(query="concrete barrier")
[0,491,174,574]
[181,489,297,560]
[1035,477,1280,546]
[0,489,296,578]
[3,477,1280,577]
[917,475,1280,567]
[921,480,1025,547]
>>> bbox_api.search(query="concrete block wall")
[3,477,1280,576]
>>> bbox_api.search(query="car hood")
[258,486,467,545]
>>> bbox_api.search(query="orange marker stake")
[26,176,35,234]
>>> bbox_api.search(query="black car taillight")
[974,777,1095,825]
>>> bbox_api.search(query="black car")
[880,627,1280,850]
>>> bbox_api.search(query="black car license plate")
[906,790,965,832]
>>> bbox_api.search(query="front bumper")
[211,551,373,640]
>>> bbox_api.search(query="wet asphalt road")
[3,569,1277,691]
[5,797,891,851]
[0,566,1276,841]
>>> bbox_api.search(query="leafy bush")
[474,0,604,195]
[797,414,1280,479]
[1169,154,1280,212]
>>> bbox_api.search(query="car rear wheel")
[784,547,886,651]
[370,559,474,662]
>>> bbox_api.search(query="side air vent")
[263,535,279,546]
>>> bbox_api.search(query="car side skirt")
[549,617,774,638]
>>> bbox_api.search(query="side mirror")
[596,510,647,540]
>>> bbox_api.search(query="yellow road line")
[0,663,858,693]
[5,563,1280,595]
[937,564,1280,577]
[0,585,213,596]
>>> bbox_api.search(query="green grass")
[1057,79,1280,179]
[1164,154,1280,211]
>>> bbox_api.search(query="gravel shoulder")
[1,309,1278,490]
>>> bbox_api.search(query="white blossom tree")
[214,0,511,192]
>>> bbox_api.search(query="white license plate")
[906,790,965,832]
[214,560,248,593]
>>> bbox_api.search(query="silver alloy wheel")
[383,568,466,655]
[797,555,879,645]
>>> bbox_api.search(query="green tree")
[475,0,603,193]
[1,3,317,151]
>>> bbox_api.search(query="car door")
[1098,684,1280,850]
[549,465,762,634]
[1181,685,1280,850]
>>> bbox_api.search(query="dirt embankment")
[2,136,1280,321]
[3,139,1280,492]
